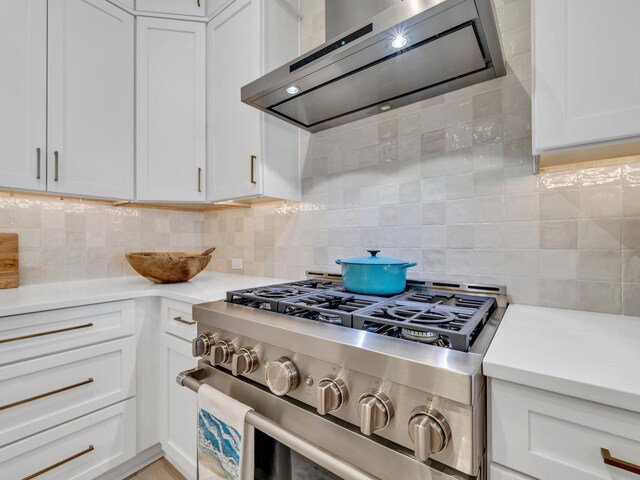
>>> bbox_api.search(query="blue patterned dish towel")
[197,384,254,480]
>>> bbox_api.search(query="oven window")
[254,430,341,480]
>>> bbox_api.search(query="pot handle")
[335,259,342,265]
[401,262,417,269]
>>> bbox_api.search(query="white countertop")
[0,272,285,317]
[484,304,640,414]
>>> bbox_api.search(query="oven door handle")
[177,368,380,480]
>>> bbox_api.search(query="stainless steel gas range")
[178,273,507,480]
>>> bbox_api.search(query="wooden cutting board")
[0,233,19,289]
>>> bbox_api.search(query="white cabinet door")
[207,0,262,201]
[160,333,197,479]
[47,0,134,199]
[0,0,47,192]
[533,0,640,153]
[136,18,206,202]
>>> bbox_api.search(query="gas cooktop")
[226,274,501,352]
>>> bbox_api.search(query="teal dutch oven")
[335,249,417,295]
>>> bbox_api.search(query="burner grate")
[278,290,388,327]
[284,279,346,291]
[226,284,316,311]
[352,294,496,351]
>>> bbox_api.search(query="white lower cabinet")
[0,297,201,478]
[0,337,135,447]
[161,298,197,341]
[160,332,198,479]
[0,398,136,480]
[490,463,536,479]
[0,300,135,366]
[490,379,640,480]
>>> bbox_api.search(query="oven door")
[178,363,480,480]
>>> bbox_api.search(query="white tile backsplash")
[4,0,639,317]
[202,0,640,316]
[2,195,204,285]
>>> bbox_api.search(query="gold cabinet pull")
[54,151,59,181]
[250,155,257,184]
[36,148,41,180]
[0,378,94,411]
[0,322,93,344]
[602,448,640,475]
[174,316,196,326]
[198,167,202,193]
[22,445,94,480]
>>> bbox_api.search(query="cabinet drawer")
[136,0,205,17]
[491,379,640,480]
[0,300,135,366]
[161,298,196,341]
[0,337,135,447]
[0,398,135,480]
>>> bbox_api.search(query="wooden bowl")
[125,250,214,283]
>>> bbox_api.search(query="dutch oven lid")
[336,249,409,265]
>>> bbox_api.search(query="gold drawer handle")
[602,448,640,475]
[0,378,94,411]
[174,316,196,326]
[0,323,93,344]
[23,445,94,480]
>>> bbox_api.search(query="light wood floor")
[126,458,186,480]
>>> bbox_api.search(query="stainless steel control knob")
[231,348,259,376]
[316,376,348,415]
[211,340,235,366]
[357,392,394,436]
[408,407,451,462]
[265,357,299,396]
[192,333,217,357]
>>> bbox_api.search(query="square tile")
[577,218,622,250]
[539,250,577,279]
[540,220,577,249]
[623,250,640,283]
[538,279,578,309]
[578,281,622,314]
[447,224,474,249]
[578,250,621,282]
[503,221,539,249]
[578,186,623,218]
[623,218,640,249]
[623,283,640,316]
[539,190,578,220]
[506,193,538,221]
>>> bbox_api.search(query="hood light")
[379,104,392,111]
[286,85,301,95]
[391,35,409,49]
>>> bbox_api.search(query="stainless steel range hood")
[241,0,505,133]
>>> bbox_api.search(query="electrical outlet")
[231,259,243,270]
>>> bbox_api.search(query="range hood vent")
[242,0,505,133]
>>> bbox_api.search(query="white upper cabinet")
[136,18,206,202]
[533,0,640,155]
[135,0,205,17]
[207,0,301,202]
[48,0,134,199]
[0,0,47,192]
